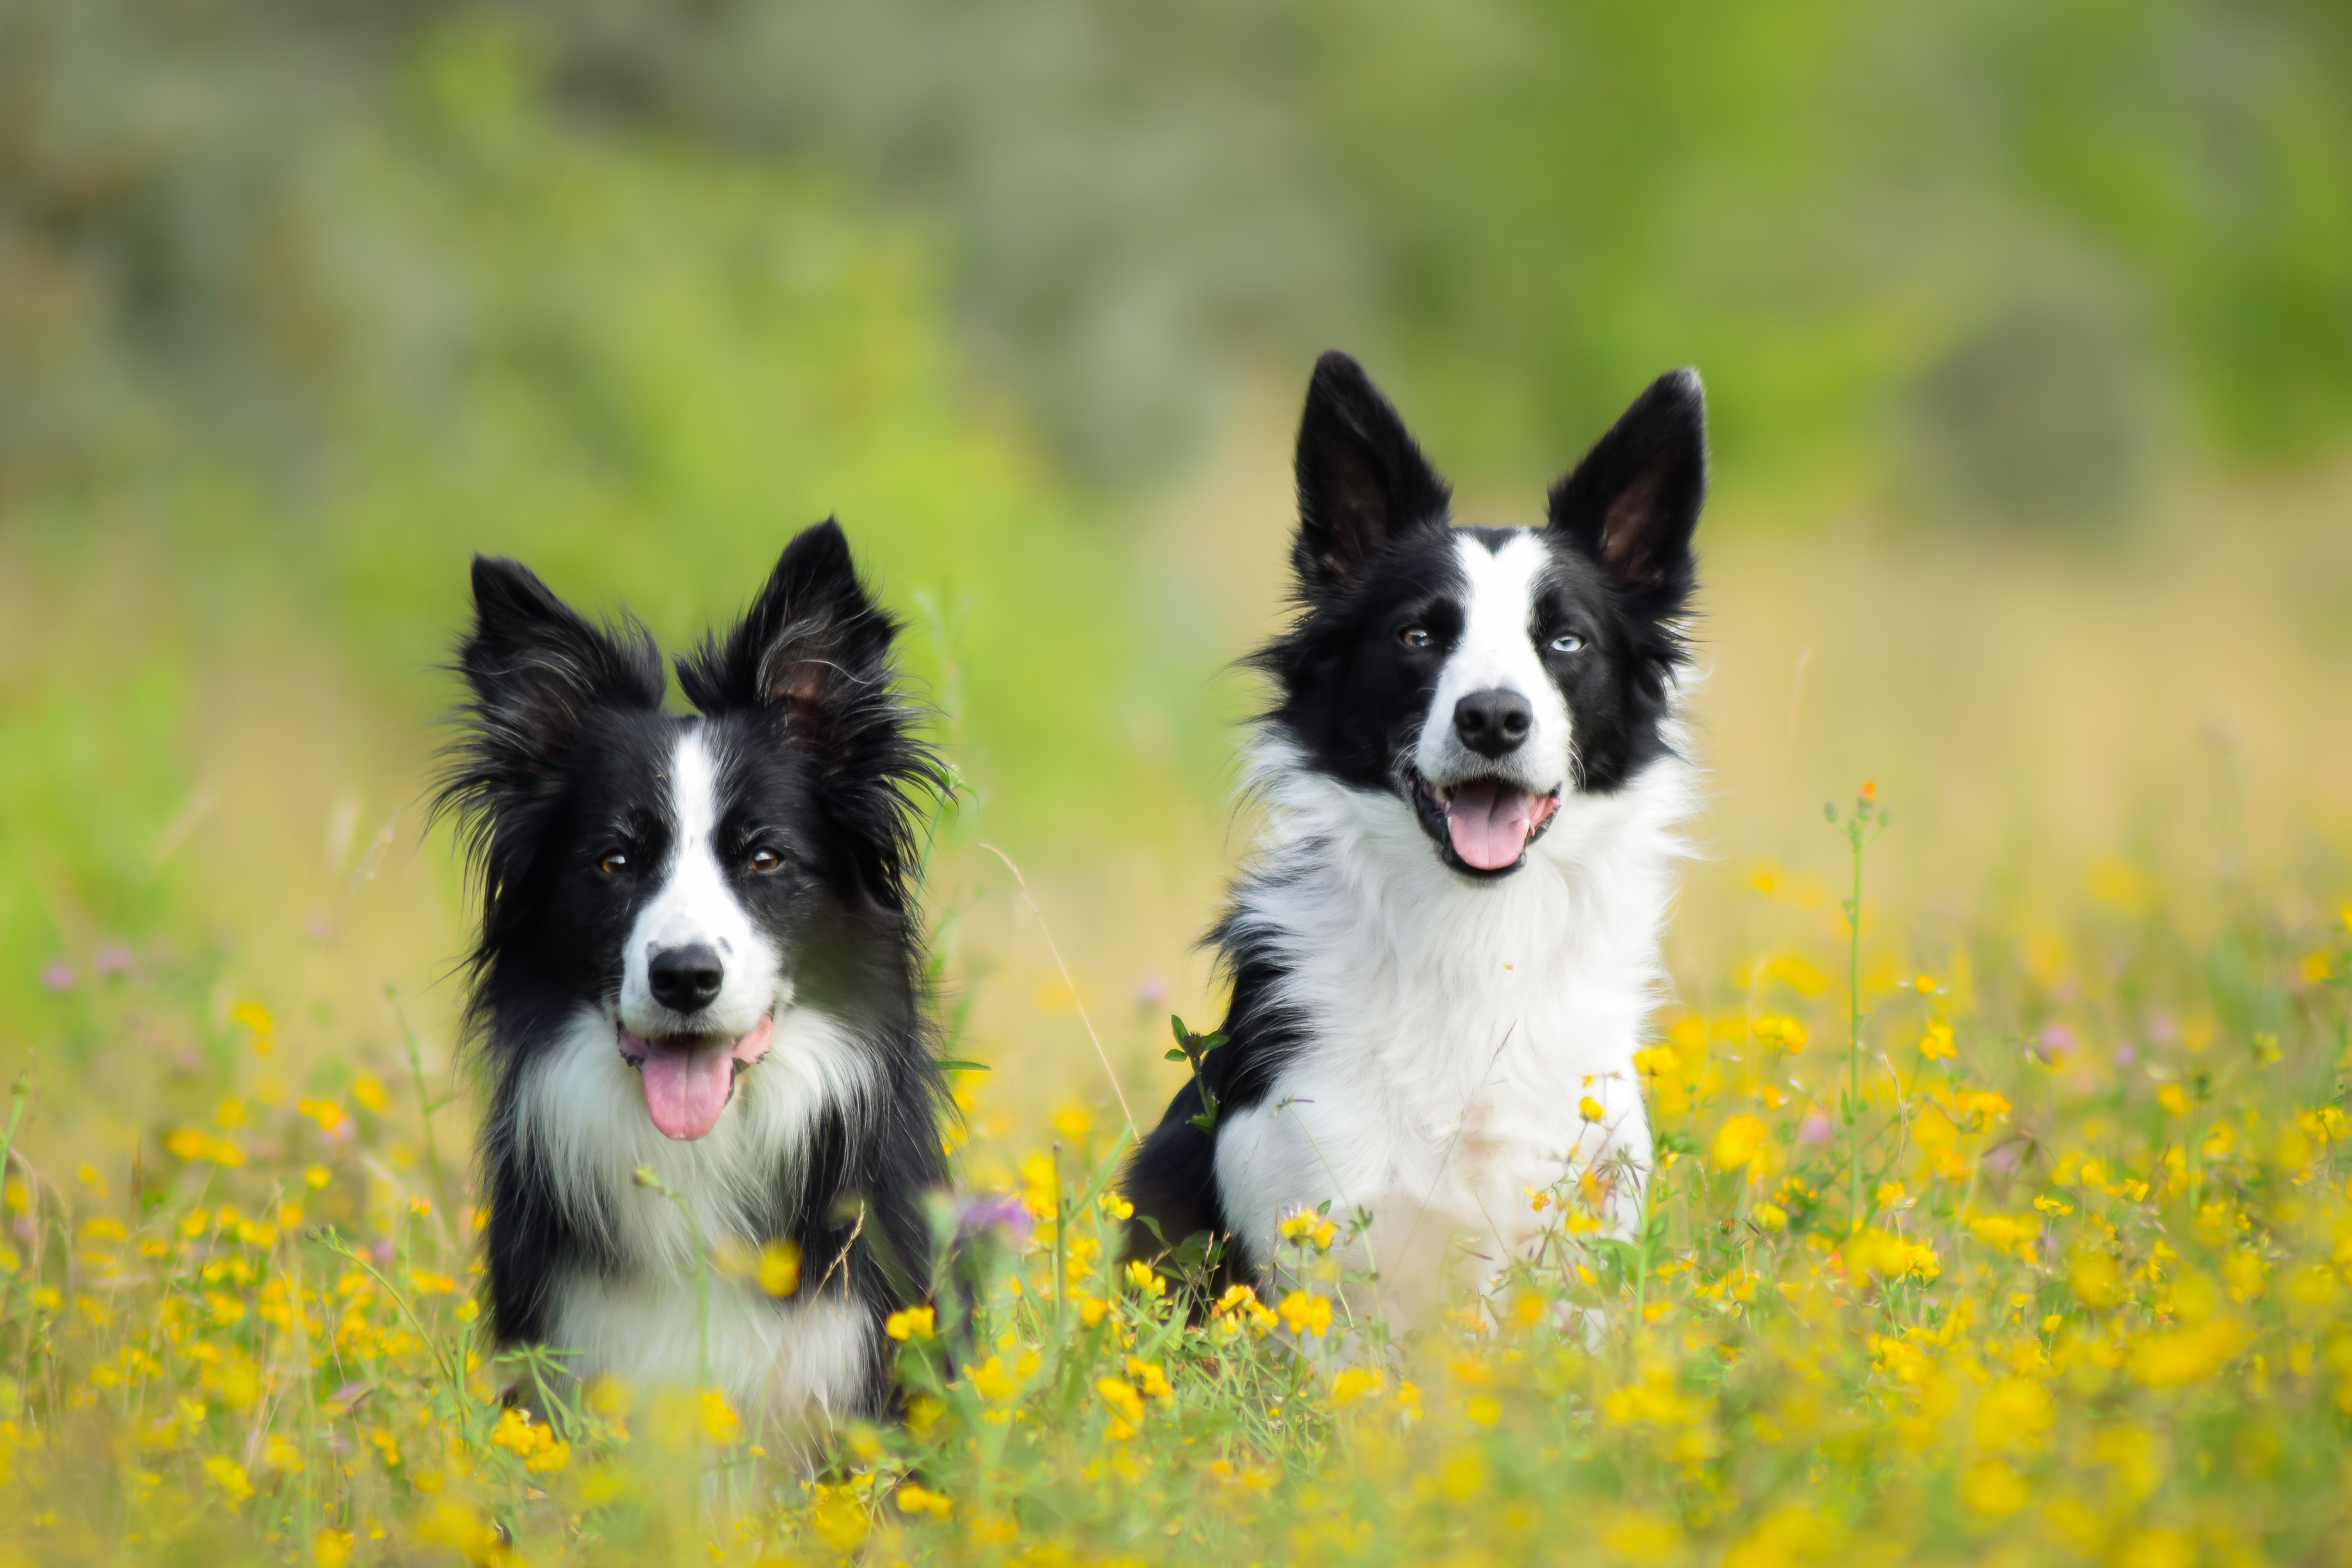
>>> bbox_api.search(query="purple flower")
[956,1191,1034,1249]
[370,1238,396,1267]
[1134,973,1169,1007]
[1798,1109,1834,1146]
[93,943,133,977]
[2114,1042,2138,1066]
[40,960,75,992]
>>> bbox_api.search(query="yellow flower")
[2157,1083,2190,1115]
[1959,1457,2029,1516]
[350,1074,388,1113]
[1279,1290,1334,1338]
[1277,1206,1340,1250]
[1918,1023,1955,1061]
[163,1129,245,1167]
[264,1435,306,1473]
[1211,1283,1279,1337]
[1125,1357,1173,1402]
[1711,1114,1772,1173]
[1050,1104,1094,1142]
[1751,1013,1809,1052]
[757,1237,801,1297]
[964,1356,1017,1403]
[2070,1250,2126,1316]
[1846,1227,1942,1283]
[203,1454,255,1507]
[304,1165,333,1189]
[898,1482,952,1518]
[1752,1202,1789,1232]
[1124,1259,1166,1299]
[2128,1319,2249,1387]
[698,1387,740,1444]
[886,1305,936,1341]
[1096,1377,1145,1427]
[1965,1211,2038,1262]
[313,1529,355,1568]
[1019,1152,1058,1218]
[1331,1367,1386,1405]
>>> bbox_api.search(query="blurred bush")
[5,0,2349,497]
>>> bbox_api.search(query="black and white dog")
[1124,354,1704,1319]
[438,520,945,1418]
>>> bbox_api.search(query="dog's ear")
[676,519,895,740]
[1547,369,1707,608]
[1291,351,1451,597]
[453,555,666,778]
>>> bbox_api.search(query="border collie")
[1124,353,1704,1322]
[438,520,945,1421]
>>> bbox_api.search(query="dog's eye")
[1548,633,1584,655]
[597,851,629,875]
[1400,626,1432,649]
[747,848,782,873]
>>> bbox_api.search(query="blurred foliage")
[5,0,2350,499]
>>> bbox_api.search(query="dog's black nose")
[1454,688,1533,759]
[648,944,725,1013]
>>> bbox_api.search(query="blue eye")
[1549,633,1584,655]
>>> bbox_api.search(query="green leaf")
[937,1058,993,1074]
[1170,1015,1190,1045]
[1164,1047,1190,1062]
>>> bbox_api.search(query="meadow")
[5,478,2352,1565]
[5,773,2352,1568]
[8,8,2352,1562]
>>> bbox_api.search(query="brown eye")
[747,848,782,873]
[1400,626,1432,649]
[598,851,629,875]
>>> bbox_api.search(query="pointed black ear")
[675,519,895,733]
[453,555,666,775]
[1547,369,1707,606]
[1291,351,1452,596]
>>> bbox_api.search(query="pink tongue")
[1446,780,1536,871]
[639,1046,735,1142]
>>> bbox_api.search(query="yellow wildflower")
[757,1237,801,1297]
[1279,1289,1335,1337]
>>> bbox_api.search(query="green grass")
[4,779,2349,1567]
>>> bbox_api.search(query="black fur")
[1123,352,1706,1273]
[435,519,948,1412]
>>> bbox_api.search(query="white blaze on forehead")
[617,726,785,1037]
[1412,530,1574,791]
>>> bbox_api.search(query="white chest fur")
[1212,736,1692,1318]
[511,1002,879,1416]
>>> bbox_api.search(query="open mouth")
[617,1014,774,1141]
[1408,773,1563,875]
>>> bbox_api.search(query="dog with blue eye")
[1124,353,1706,1320]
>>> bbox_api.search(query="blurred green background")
[5,0,2350,1156]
